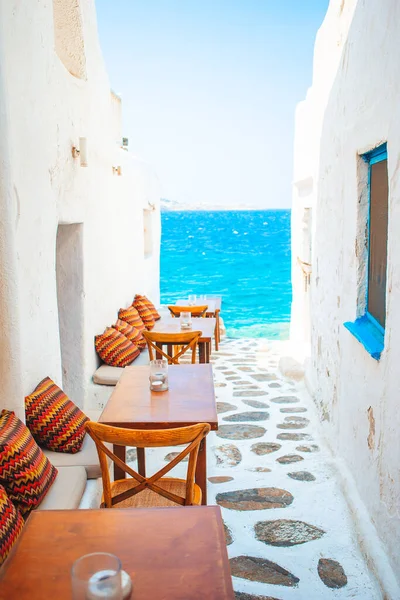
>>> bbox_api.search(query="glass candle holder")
[149,359,168,391]
[180,311,192,330]
[188,294,197,306]
[71,552,122,600]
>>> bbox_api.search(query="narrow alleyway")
[132,337,382,599]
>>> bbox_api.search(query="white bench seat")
[93,350,150,385]
[43,434,107,480]
[38,466,87,511]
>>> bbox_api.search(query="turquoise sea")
[160,210,292,339]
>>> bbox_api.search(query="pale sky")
[95,0,329,208]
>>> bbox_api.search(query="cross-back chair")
[142,330,201,364]
[85,421,211,508]
[167,305,208,318]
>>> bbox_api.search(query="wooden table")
[0,507,234,599]
[153,317,216,363]
[99,364,218,505]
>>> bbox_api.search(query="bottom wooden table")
[0,507,234,599]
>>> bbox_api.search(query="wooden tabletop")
[153,317,216,342]
[99,364,218,430]
[0,506,234,600]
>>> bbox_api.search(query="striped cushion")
[0,484,24,566]
[132,298,155,330]
[134,294,161,321]
[118,306,146,332]
[25,377,89,454]
[95,327,140,367]
[0,411,58,516]
[113,319,146,350]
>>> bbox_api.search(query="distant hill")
[160,198,262,211]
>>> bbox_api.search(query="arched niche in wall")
[53,0,87,79]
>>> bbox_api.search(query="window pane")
[368,159,388,328]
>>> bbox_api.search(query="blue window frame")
[344,143,388,360]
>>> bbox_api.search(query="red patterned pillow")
[134,294,161,321]
[95,327,140,367]
[0,410,57,516]
[0,484,24,566]
[25,377,89,454]
[132,298,155,330]
[118,306,146,332]
[113,319,146,350]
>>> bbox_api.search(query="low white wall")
[292,0,400,589]
[0,0,160,414]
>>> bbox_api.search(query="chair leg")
[215,312,220,351]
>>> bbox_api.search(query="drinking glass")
[180,311,192,330]
[149,359,169,391]
[71,552,122,600]
[188,294,197,306]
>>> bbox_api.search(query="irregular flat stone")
[280,407,307,413]
[255,519,325,546]
[242,399,270,409]
[296,444,319,453]
[223,411,269,422]
[233,381,254,386]
[270,396,300,404]
[318,559,348,588]
[216,425,266,440]
[235,593,281,600]
[288,471,316,482]
[216,487,293,511]
[126,448,137,462]
[251,442,281,455]
[215,382,227,388]
[217,402,237,414]
[277,433,312,441]
[164,452,188,462]
[226,376,242,381]
[251,374,277,382]
[224,522,233,545]
[268,383,281,388]
[233,390,268,397]
[223,370,237,375]
[230,556,299,587]
[213,444,242,467]
[277,416,310,430]
[277,454,304,464]
[247,467,271,473]
[215,365,229,370]
[237,366,254,372]
[208,476,234,484]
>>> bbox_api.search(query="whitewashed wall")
[291,0,400,592]
[0,0,160,416]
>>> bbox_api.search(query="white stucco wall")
[291,0,400,591]
[0,0,160,414]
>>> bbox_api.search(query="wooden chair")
[167,305,208,318]
[142,330,201,364]
[85,421,211,508]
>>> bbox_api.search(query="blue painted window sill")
[343,315,384,361]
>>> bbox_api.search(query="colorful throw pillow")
[132,298,155,330]
[25,377,89,454]
[134,294,161,321]
[118,306,146,332]
[113,319,147,350]
[0,410,58,516]
[95,327,140,367]
[0,484,24,566]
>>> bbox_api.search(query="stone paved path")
[131,338,382,599]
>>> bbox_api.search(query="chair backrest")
[85,421,211,508]
[168,305,208,318]
[142,330,201,364]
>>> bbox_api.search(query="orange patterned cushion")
[134,294,161,320]
[0,411,57,516]
[113,319,146,350]
[118,306,146,332]
[0,484,24,566]
[25,377,89,454]
[132,298,155,330]
[95,327,140,367]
